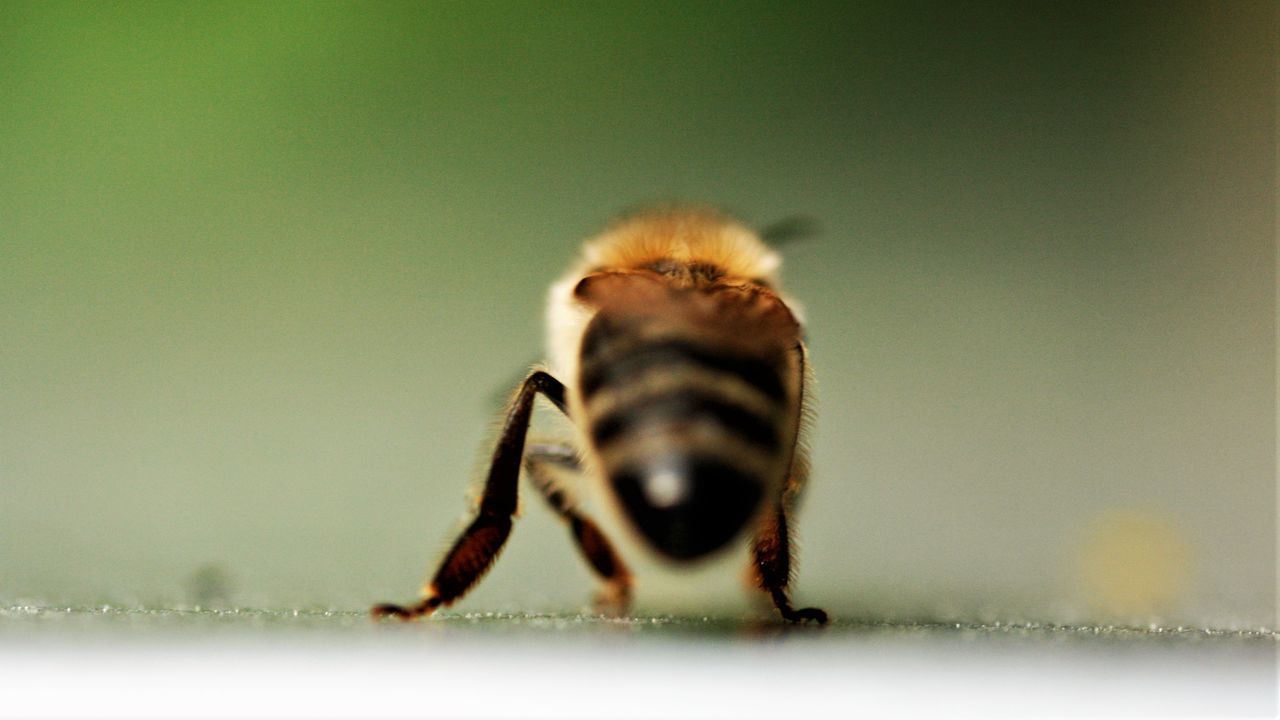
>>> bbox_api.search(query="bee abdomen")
[577,316,792,559]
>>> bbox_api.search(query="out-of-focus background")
[1,1,1274,630]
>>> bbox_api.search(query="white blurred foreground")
[0,607,1274,718]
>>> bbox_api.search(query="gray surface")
[3,603,1276,641]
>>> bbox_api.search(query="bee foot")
[782,606,828,625]
[370,597,441,621]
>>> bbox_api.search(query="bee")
[373,208,826,624]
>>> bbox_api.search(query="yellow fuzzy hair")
[578,208,782,282]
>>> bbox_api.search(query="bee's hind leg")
[372,371,567,621]
[751,503,828,625]
[525,443,634,616]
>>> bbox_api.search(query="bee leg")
[525,443,634,616]
[751,504,828,625]
[372,370,567,621]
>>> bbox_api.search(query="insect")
[372,208,826,624]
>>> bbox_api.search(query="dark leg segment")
[524,444,633,613]
[372,371,567,621]
[752,503,827,624]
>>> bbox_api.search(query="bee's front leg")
[372,370,567,621]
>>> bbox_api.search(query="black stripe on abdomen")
[589,389,781,452]
[578,320,787,403]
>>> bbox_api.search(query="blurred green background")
[0,1,1273,628]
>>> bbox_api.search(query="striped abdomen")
[577,311,798,560]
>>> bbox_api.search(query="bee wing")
[758,215,820,248]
